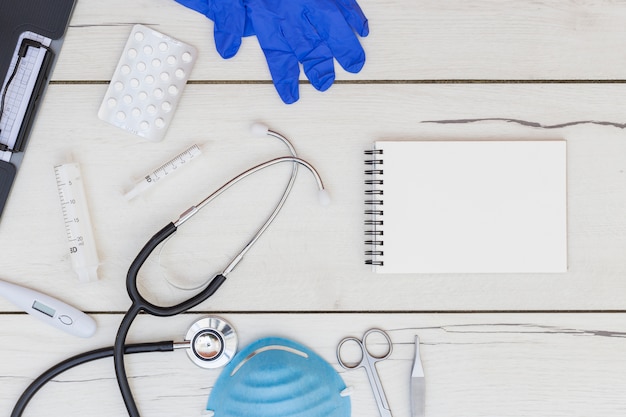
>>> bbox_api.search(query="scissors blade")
[411,336,425,417]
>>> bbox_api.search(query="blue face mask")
[206,337,351,417]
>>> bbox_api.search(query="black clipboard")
[0,0,76,219]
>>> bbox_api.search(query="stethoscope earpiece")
[14,125,325,417]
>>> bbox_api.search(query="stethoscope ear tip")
[250,122,269,137]
[318,189,331,206]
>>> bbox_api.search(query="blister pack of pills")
[98,25,197,142]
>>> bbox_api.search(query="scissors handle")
[336,329,392,367]
[336,329,393,417]
[336,336,365,369]
[362,328,393,361]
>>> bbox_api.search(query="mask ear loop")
[157,123,298,290]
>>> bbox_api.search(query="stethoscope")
[11,124,328,417]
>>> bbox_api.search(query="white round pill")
[123,94,132,104]
[155,118,165,128]
[140,121,150,130]
[138,91,148,100]
[182,52,192,62]
[161,101,172,112]
[168,85,178,95]
[116,111,126,121]
[144,45,153,55]
[136,61,146,71]
[130,78,140,88]
[152,58,161,67]
[145,75,154,84]
[132,107,141,117]
[159,42,168,51]
[160,72,169,81]
[128,48,138,59]
[147,104,156,114]
[175,68,185,78]
[167,55,176,65]
[153,88,163,98]
[121,65,131,75]
[107,98,117,107]
[114,81,124,91]
[134,32,144,41]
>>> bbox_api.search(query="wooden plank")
[2,313,625,417]
[1,84,625,312]
[49,0,626,81]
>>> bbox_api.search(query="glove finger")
[250,9,302,103]
[333,0,370,37]
[307,9,366,73]
[174,0,210,15]
[301,44,335,92]
[262,49,301,104]
[175,0,250,59]
[211,1,247,58]
[279,24,335,92]
[242,15,255,37]
[214,30,242,58]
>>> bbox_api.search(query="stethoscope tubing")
[115,222,228,417]
[125,222,228,316]
[11,341,174,417]
[115,155,324,417]
[13,128,327,417]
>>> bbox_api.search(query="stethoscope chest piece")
[185,316,237,369]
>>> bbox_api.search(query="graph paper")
[0,32,52,162]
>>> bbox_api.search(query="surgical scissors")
[337,328,393,417]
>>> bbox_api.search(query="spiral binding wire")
[364,149,384,266]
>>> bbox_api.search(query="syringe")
[124,144,202,200]
[54,162,99,283]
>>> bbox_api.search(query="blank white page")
[369,140,567,273]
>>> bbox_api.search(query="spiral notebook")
[365,140,567,274]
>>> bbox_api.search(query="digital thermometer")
[0,278,96,338]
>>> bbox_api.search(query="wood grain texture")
[1,1,625,416]
[2,314,625,417]
[1,84,625,312]
[52,0,626,81]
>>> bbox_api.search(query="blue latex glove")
[175,0,369,104]
[174,0,253,58]
[244,0,369,103]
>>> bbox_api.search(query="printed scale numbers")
[54,162,99,282]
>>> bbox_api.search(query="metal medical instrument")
[179,316,238,369]
[0,278,96,338]
[12,124,329,417]
[54,162,100,282]
[159,124,302,290]
[337,328,393,417]
[12,315,236,416]
[124,144,202,200]
[411,335,425,417]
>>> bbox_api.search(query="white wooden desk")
[1,1,626,415]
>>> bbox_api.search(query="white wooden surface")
[1,0,626,416]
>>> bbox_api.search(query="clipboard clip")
[0,38,53,152]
